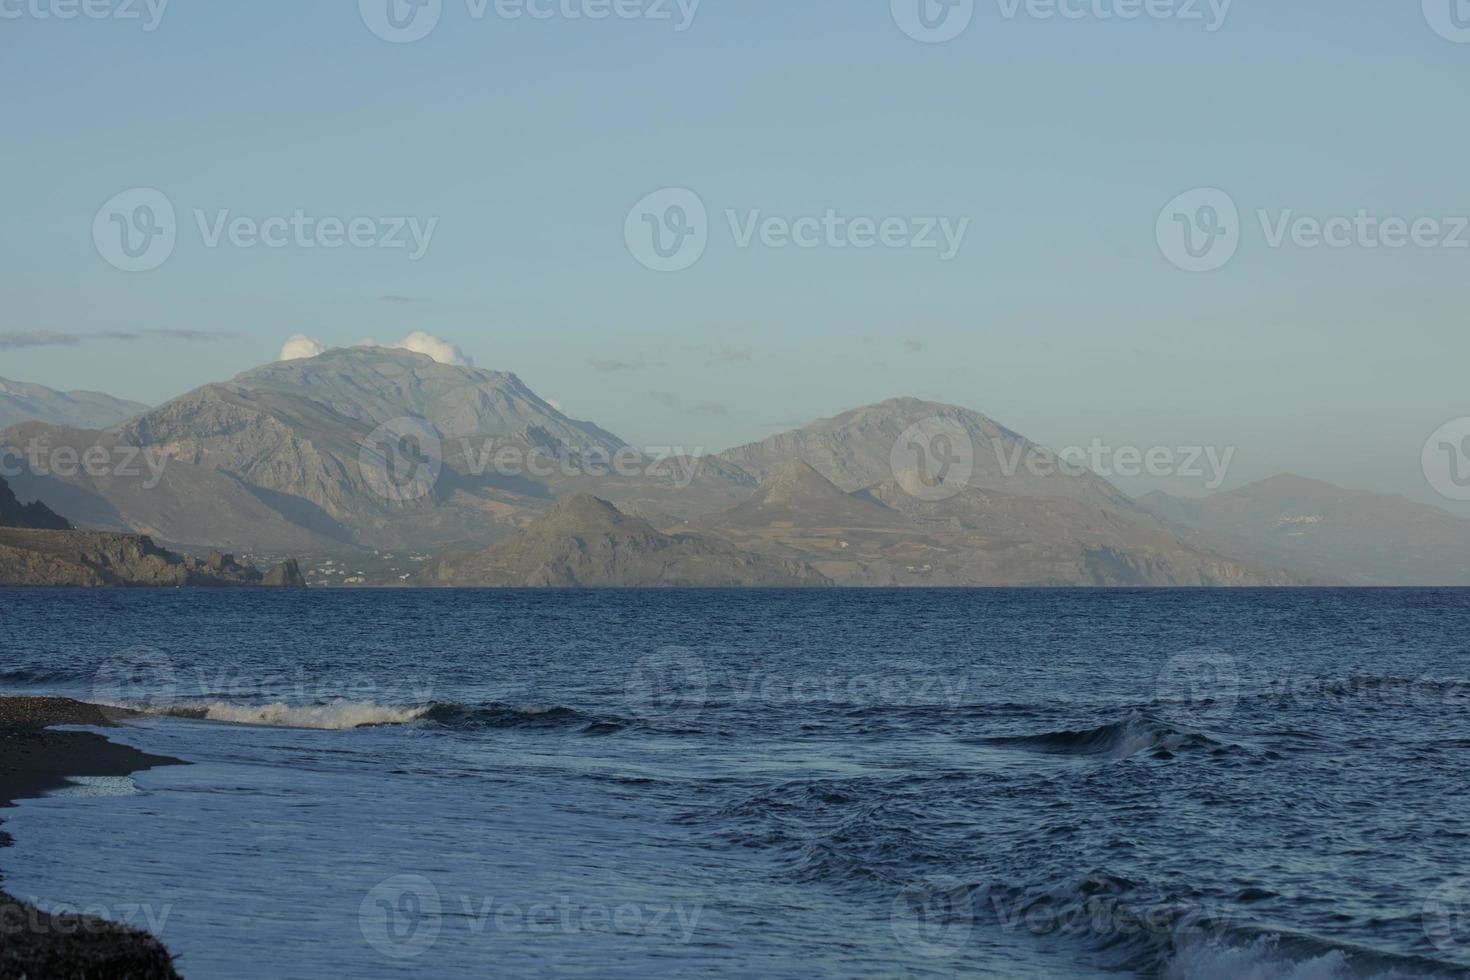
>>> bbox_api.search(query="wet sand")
[0,696,184,979]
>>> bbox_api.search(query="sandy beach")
[0,696,183,979]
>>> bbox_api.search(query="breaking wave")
[974,877,1465,980]
[125,699,624,734]
[973,711,1227,760]
[1160,931,1460,980]
[143,701,432,730]
[420,702,625,734]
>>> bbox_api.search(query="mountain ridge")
[421,492,831,588]
[2,348,1452,585]
[0,376,149,431]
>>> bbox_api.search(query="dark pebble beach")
[0,696,184,979]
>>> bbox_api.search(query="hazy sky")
[3,0,1468,508]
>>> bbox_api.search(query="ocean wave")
[1161,932,1461,980]
[142,701,432,730]
[0,667,92,685]
[123,699,626,734]
[421,702,625,734]
[973,711,1225,760]
[977,877,1465,980]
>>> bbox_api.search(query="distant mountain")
[718,459,899,529]
[0,376,148,430]
[1138,474,1470,586]
[716,397,1131,508]
[233,347,624,450]
[421,493,830,588]
[0,348,714,553]
[699,459,1310,587]
[0,353,1382,586]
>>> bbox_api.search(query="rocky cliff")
[0,474,305,588]
[0,473,70,530]
[0,528,301,588]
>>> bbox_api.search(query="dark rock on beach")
[0,697,184,979]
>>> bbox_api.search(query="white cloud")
[546,398,564,413]
[384,331,473,367]
[281,331,473,367]
[280,334,326,361]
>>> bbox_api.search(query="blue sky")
[3,0,1468,506]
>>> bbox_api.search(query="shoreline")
[0,696,185,979]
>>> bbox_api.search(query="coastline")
[0,697,184,979]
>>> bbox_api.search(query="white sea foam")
[1164,934,1438,980]
[151,701,431,730]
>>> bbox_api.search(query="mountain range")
[1,346,1463,586]
[0,376,148,430]
[1139,475,1470,586]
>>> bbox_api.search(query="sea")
[1,588,1468,979]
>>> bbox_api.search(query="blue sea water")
[2,589,1469,979]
